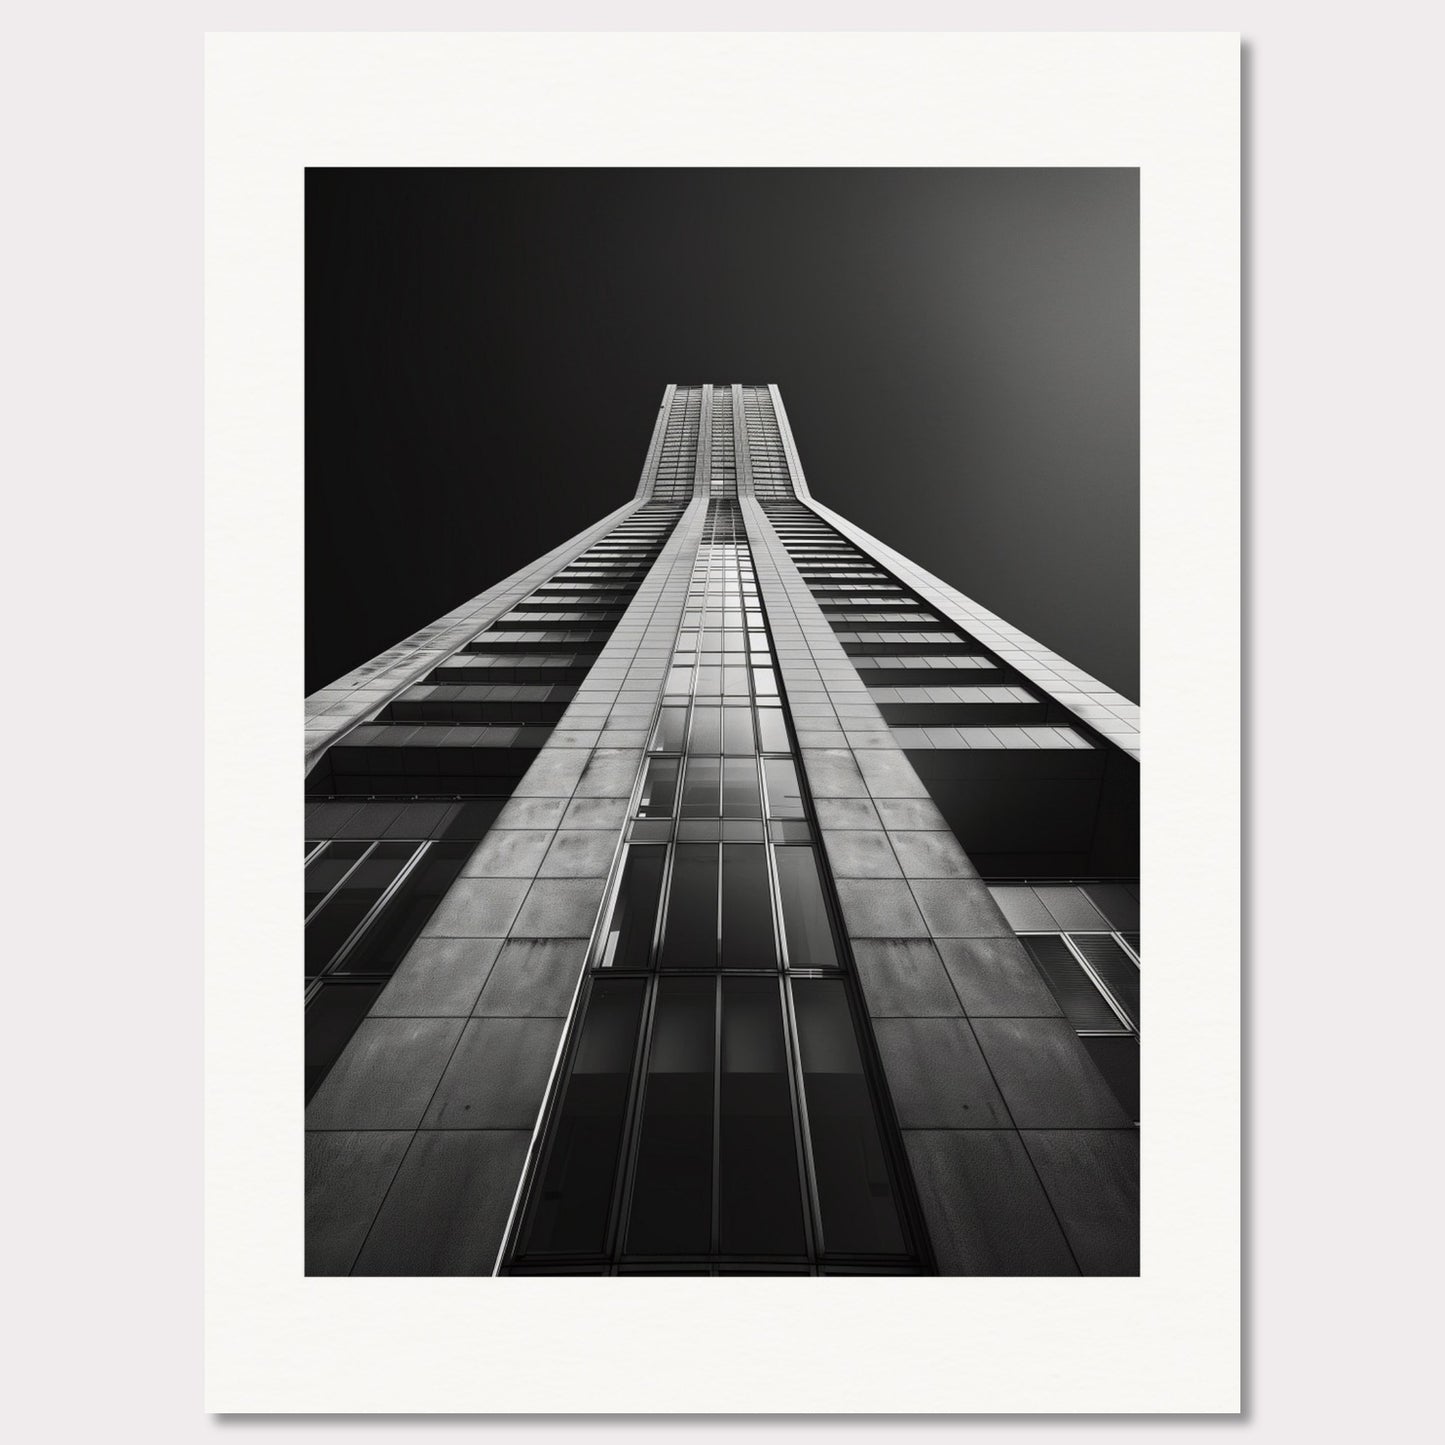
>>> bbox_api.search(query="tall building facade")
[304,384,1140,1277]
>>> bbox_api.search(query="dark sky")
[307,169,1137,700]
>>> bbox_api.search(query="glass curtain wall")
[505,502,927,1275]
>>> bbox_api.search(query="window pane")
[1068,934,1140,1029]
[517,978,646,1257]
[752,667,778,697]
[791,978,907,1257]
[688,706,721,753]
[636,757,679,817]
[305,840,368,917]
[1020,935,1124,1030]
[695,665,722,697]
[721,844,777,969]
[649,706,688,752]
[756,707,790,753]
[598,848,664,969]
[774,847,839,969]
[660,844,718,968]
[331,842,472,976]
[721,757,761,818]
[719,977,807,1257]
[762,757,805,819]
[665,666,693,696]
[722,665,750,697]
[625,977,715,1256]
[680,756,721,817]
[722,706,755,754]
[304,841,417,977]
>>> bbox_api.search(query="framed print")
[206,30,1239,1413]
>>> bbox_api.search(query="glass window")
[762,757,806,819]
[752,667,778,697]
[791,978,907,1257]
[721,844,777,969]
[660,844,718,968]
[680,756,721,817]
[649,706,688,752]
[756,707,790,753]
[722,706,755,754]
[718,977,807,1257]
[688,706,721,753]
[636,756,679,817]
[665,665,693,696]
[721,757,762,818]
[305,841,417,978]
[695,665,722,697]
[625,977,715,1256]
[330,842,472,977]
[774,847,839,970]
[598,848,665,970]
[516,978,646,1257]
[305,840,368,917]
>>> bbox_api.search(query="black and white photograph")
[303,167,1142,1278]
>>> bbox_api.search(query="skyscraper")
[304,383,1140,1277]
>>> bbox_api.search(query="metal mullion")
[605,971,663,1265]
[303,839,375,926]
[778,973,823,1268]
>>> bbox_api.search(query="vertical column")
[742,496,1137,1275]
[305,500,710,1275]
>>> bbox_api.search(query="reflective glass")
[720,844,777,969]
[305,840,368,917]
[721,706,754,754]
[721,757,762,818]
[774,847,839,969]
[791,978,907,1257]
[650,706,688,752]
[688,706,721,753]
[517,978,646,1257]
[598,848,665,969]
[305,842,417,977]
[625,977,715,1255]
[718,977,807,1256]
[756,707,790,753]
[680,757,721,817]
[660,844,718,968]
[762,757,806,818]
[636,756,679,817]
